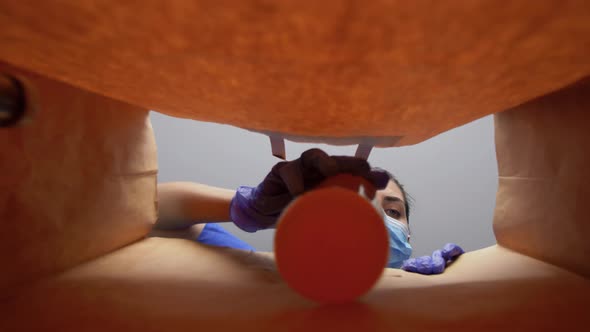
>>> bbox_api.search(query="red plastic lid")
[275,175,388,303]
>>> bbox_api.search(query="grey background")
[151,112,498,256]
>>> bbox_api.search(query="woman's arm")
[154,182,235,230]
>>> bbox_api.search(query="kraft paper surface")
[1,1,590,329]
[0,64,158,296]
[1,1,589,145]
[494,78,590,277]
[1,238,588,331]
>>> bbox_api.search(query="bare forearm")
[155,182,235,230]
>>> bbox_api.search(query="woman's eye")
[385,209,400,218]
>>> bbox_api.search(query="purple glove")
[401,243,464,275]
[230,148,390,232]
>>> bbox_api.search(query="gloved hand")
[401,243,464,275]
[230,148,390,232]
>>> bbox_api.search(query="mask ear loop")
[386,213,411,238]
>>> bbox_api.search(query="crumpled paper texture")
[0,64,158,294]
[494,78,590,277]
[1,1,589,145]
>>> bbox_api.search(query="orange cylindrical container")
[274,174,389,303]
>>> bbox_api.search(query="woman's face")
[375,180,408,226]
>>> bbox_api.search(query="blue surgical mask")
[383,214,412,268]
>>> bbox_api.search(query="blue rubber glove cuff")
[230,186,279,233]
[401,243,464,275]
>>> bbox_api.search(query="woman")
[152,149,461,274]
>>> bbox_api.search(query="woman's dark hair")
[373,168,413,223]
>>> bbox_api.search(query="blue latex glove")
[401,243,464,275]
[230,148,390,232]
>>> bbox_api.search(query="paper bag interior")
[1,1,590,145]
[1,1,590,330]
